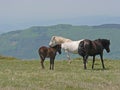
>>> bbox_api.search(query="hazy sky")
[0,0,120,33]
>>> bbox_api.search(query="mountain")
[93,24,120,29]
[0,24,120,60]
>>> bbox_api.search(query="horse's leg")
[83,55,88,69]
[40,56,45,69]
[50,57,54,70]
[52,56,55,70]
[50,58,52,70]
[92,56,95,69]
[100,53,105,69]
[66,51,71,63]
[64,49,71,63]
[52,59,55,70]
[83,56,86,69]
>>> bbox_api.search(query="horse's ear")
[107,38,110,41]
[107,38,110,43]
[52,36,56,40]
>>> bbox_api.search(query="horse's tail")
[38,48,44,60]
[38,48,40,55]
[78,41,85,56]
[79,41,84,48]
[39,53,45,61]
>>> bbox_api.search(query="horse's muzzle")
[59,52,61,54]
[107,49,110,53]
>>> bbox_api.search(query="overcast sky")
[0,0,120,33]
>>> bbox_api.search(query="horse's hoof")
[42,67,45,69]
[68,60,72,64]
[84,67,87,70]
[103,67,106,70]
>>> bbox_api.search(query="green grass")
[0,58,120,90]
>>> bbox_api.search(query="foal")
[38,44,61,70]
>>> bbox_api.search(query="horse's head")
[101,39,110,53]
[54,44,62,54]
[57,44,62,54]
[49,36,71,47]
[49,36,59,47]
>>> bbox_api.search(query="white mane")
[49,36,72,47]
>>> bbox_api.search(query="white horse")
[49,36,84,62]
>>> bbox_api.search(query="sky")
[0,0,120,33]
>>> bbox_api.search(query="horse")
[38,44,61,70]
[78,39,110,69]
[49,36,84,62]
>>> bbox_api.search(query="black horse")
[78,39,110,69]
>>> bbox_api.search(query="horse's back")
[64,38,72,42]
[62,40,84,48]
[38,46,48,55]
[62,40,84,53]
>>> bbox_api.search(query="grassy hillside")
[0,24,120,59]
[0,58,120,90]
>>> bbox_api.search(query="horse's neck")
[59,39,65,43]
[66,39,72,42]
[50,47,57,53]
[60,38,72,43]
[92,40,103,50]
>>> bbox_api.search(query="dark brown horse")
[38,44,61,70]
[78,39,110,69]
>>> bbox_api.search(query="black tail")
[79,41,84,48]
[78,41,85,56]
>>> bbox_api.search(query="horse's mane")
[51,44,61,48]
[52,36,71,40]
[94,39,110,43]
[94,39,110,48]
[94,39,101,41]
[52,36,72,43]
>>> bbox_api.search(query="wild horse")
[38,44,61,70]
[49,36,84,63]
[78,39,110,69]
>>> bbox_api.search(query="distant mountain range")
[0,24,120,60]
[1,16,120,34]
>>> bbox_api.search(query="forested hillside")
[0,24,120,60]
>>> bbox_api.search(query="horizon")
[1,23,120,35]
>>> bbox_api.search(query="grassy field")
[0,57,120,90]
